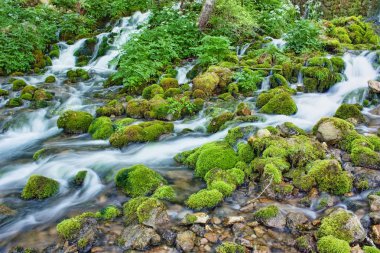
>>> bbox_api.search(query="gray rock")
[176,230,196,252]
[261,213,286,229]
[286,212,309,233]
[121,224,161,250]
[141,200,169,229]
[368,195,380,212]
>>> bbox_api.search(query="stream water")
[0,11,379,251]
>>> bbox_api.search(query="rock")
[369,212,380,225]
[210,217,222,225]
[176,230,196,252]
[369,80,380,93]
[200,238,208,245]
[0,204,16,217]
[224,216,245,225]
[232,223,254,239]
[183,212,209,224]
[140,201,169,229]
[369,195,380,212]
[204,232,218,243]
[314,117,354,144]
[257,129,271,138]
[286,212,309,233]
[372,224,380,245]
[370,105,380,116]
[121,224,161,250]
[190,224,205,237]
[160,229,177,246]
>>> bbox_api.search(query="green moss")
[57,110,94,134]
[186,189,224,210]
[318,209,358,242]
[237,142,254,163]
[109,121,174,148]
[115,164,166,197]
[32,148,45,161]
[66,69,90,82]
[317,236,350,253]
[209,180,235,197]
[95,205,121,220]
[185,214,197,224]
[142,84,164,99]
[295,236,310,252]
[216,242,245,253]
[126,99,150,118]
[136,197,164,223]
[77,237,89,249]
[56,217,81,240]
[49,49,60,59]
[356,179,369,191]
[96,100,125,117]
[281,122,307,136]
[21,85,37,96]
[269,74,288,88]
[351,146,380,168]
[114,118,136,130]
[260,92,297,115]
[45,75,56,83]
[313,117,355,141]
[225,127,246,146]
[33,89,53,102]
[193,89,207,99]
[334,104,364,123]
[308,159,352,195]
[330,57,345,73]
[366,135,380,151]
[152,185,176,201]
[21,175,59,200]
[12,79,27,91]
[6,98,23,108]
[164,88,181,98]
[263,163,282,183]
[192,72,219,95]
[207,112,234,133]
[160,78,179,90]
[74,170,87,186]
[254,205,279,220]
[21,93,33,101]
[363,246,380,253]
[0,89,9,96]
[123,197,149,224]
[88,116,114,140]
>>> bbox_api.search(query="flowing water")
[0,11,380,250]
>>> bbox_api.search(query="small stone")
[286,212,309,233]
[200,238,208,245]
[224,216,245,225]
[204,245,212,251]
[254,226,265,237]
[176,230,196,252]
[204,232,218,243]
[210,217,222,225]
[350,244,364,253]
[121,224,161,250]
[368,195,380,212]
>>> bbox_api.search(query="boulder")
[121,224,161,250]
[313,117,354,144]
[176,230,196,252]
[286,212,309,233]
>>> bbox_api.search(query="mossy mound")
[192,72,220,95]
[74,170,87,186]
[0,89,9,96]
[123,196,167,225]
[256,87,297,115]
[12,79,27,91]
[186,189,224,210]
[159,78,179,90]
[207,112,234,133]
[334,103,364,123]
[45,75,56,83]
[317,208,365,243]
[115,164,166,197]
[216,242,245,253]
[142,84,164,99]
[57,110,94,134]
[313,117,355,144]
[253,205,279,220]
[56,212,95,240]
[5,98,23,108]
[152,185,176,201]
[175,141,239,178]
[269,74,288,88]
[88,117,114,140]
[109,121,174,148]
[66,69,90,83]
[126,99,150,118]
[95,205,121,220]
[21,175,59,200]
[317,235,350,253]
[96,100,125,117]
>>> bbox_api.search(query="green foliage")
[285,19,322,54]
[186,189,224,210]
[114,164,166,197]
[195,36,232,67]
[317,236,350,253]
[167,97,196,116]
[21,175,59,200]
[116,8,200,89]
[233,68,263,94]
[363,246,380,253]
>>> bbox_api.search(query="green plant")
[285,19,322,54]
[195,36,232,67]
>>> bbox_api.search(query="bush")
[285,19,322,54]
[195,36,232,67]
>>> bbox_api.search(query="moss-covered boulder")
[334,103,364,123]
[257,87,297,115]
[96,100,125,117]
[216,242,245,253]
[317,235,350,253]
[253,205,286,228]
[269,74,288,88]
[351,145,380,169]
[207,66,233,89]
[21,175,59,200]
[126,99,150,119]
[66,69,90,83]
[317,208,366,243]
[0,89,9,97]
[160,78,179,90]
[45,75,56,83]
[115,165,166,197]
[109,121,174,148]
[313,117,354,144]
[88,116,114,140]
[192,72,220,95]
[152,185,176,201]
[57,110,94,134]
[74,170,87,186]
[176,141,239,178]
[5,98,23,108]
[33,89,53,102]
[186,189,224,210]
[142,84,164,99]
[12,79,27,91]
[207,112,234,133]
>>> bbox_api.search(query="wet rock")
[350,167,380,188]
[183,212,209,224]
[369,80,380,94]
[176,230,196,252]
[372,224,380,245]
[0,204,16,217]
[369,212,380,225]
[253,245,271,253]
[369,195,380,212]
[210,217,222,225]
[257,129,271,138]
[147,245,179,253]
[204,232,218,243]
[120,224,161,250]
[160,229,177,246]
[224,216,245,225]
[141,201,170,228]
[286,212,309,233]
[232,223,254,238]
[190,224,205,237]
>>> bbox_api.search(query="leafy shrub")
[285,19,322,54]
[195,36,232,67]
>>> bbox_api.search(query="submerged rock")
[176,230,196,252]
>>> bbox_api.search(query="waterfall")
[51,39,86,71]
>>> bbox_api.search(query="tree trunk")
[198,0,216,31]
